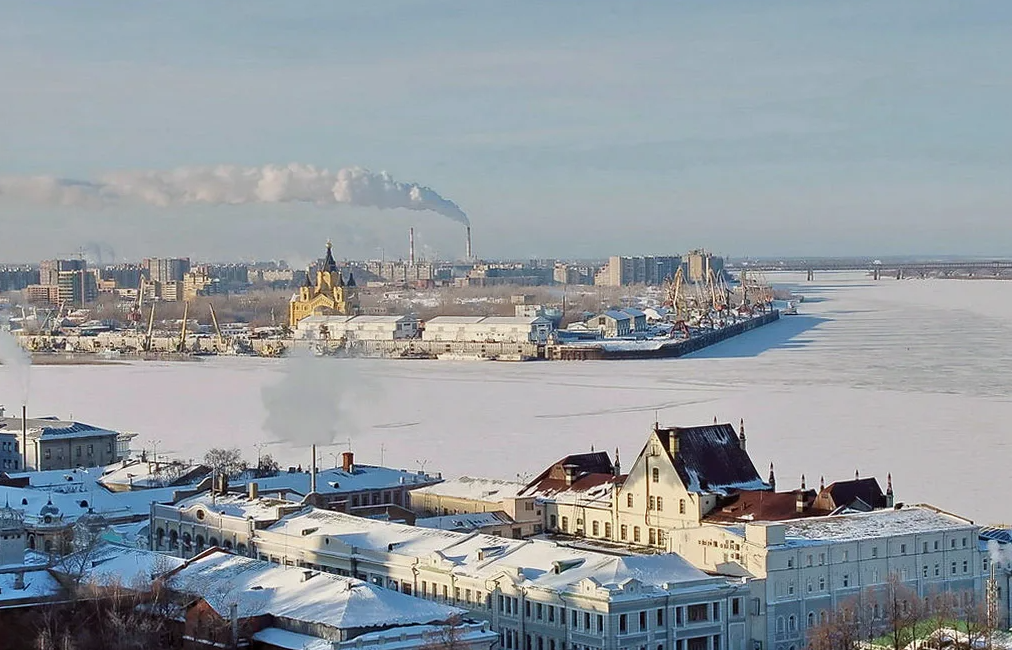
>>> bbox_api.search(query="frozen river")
[3,272,1011,524]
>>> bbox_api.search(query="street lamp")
[152,439,162,463]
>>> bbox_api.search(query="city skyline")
[2,1,1011,261]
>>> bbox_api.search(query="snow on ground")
[4,272,1012,525]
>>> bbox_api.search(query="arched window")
[776,617,785,634]
[818,576,825,591]
[652,468,659,483]
[182,533,192,550]
[237,543,247,555]
[44,539,53,553]
[788,615,797,632]
[224,539,233,550]
[807,612,814,628]
[169,530,179,549]
[820,611,828,625]
[28,534,36,550]
[208,537,219,548]
[156,528,165,548]
[195,535,205,551]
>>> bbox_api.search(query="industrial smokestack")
[409,227,415,266]
[22,404,27,471]
[466,225,472,260]
[310,444,317,494]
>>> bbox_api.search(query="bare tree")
[884,572,923,650]
[807,597,863,650]
[421,615,469,650]
[203,448,248,479]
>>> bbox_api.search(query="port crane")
[177,301,189,352]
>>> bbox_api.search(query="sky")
[1,1,1010,263]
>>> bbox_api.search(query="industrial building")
[295,314,421,342]
[0,414,133,471]
[422,315,553,344]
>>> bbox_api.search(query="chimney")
[465,226,472,260]
[886,473,894,508]
[667,428,680,456]
[796,488,806,514]
[310,444,317,494]
[22,405,28,471]
[409,227,415,266]
[248,481,259,501]
[800,474,806,491]
[613,447,621,477]
[738,418,746,451]
[768,462,776,491]
[855,469,860,481]
[563,463,576,486]
[819,475,825,492]
[342,451,354,473]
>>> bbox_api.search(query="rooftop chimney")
[796,488,806,514]
[248,482,259,501]
[342,451,354,473]
[563,463,576,486]
[409,227,415,267]
[886,473,894,508]
[667,428,680,456]
[465,226,472,260]
[310,444,317,494]
[613,447,621,477]
[22,405,28,471]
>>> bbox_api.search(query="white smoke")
[0,314,31,407]
[0,164,469,225]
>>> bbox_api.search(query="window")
[76,446,82,457]
[776,617,785,634]
[934,563,940,577]
[871,546,878,558]
[550,515,557,529]
[951,539,956,549]
[963,560,968,573]
[787,557,794,569]
[923,565,929,578]
[818,576,826,591]
[951,562,957,575]
[676,607,683,626]
[572,610,578,627]
[620,613,628,633]
[592,521,600,536]
[549,606,555,623]
[621,524,628,540]
[634,527,641,543]
[806,579,812,593]
[732,598,740,616]
[962,537,968,548]
[984,558,990,572]
[934,540,940,551]
[679,499,686,514]
[900,543,907,554]
[561,516,568,532]
[649,528,657,545]
[807,612,814,628]
[597,614,604,632]
[604,522,612,538]
[627,494,634,508]
[842,550,849,561]
[536,603,543,619]
[652,467,659,483]
[650,496,656,510]
[788,615,797,632]
[657,496,663,511]
[658,608,665,625]
[842,574,850,587]
[787,581,795,596]
[923,542,929,553]
[712,603,720,621]
[819,552,825,565]
[687,604,709,622]
[806,554,813,567]
[87,444,93,455]
[45,449,51,460]
[640,611,647,630]
[713,635,720,650]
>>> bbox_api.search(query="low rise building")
[295,314,420,342]
[587,311,632,337]
[410,475,542,538]
[252,507,751,650]
[422,316,552,344]
[1,415,132,471]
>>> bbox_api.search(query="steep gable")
[653,424,766,494]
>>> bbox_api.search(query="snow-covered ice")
[4,272,1012,524]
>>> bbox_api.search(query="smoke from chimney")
[466,225,473,260]
[0,164,470,226]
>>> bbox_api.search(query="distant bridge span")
[727,259,1012,279]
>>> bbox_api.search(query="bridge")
[726,259,1012,280]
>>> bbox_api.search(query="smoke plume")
[0,314,32,407]
[0,164,469,225]
[261,349,360,449]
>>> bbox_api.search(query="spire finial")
[326,240,332,249]
[887,472,893,493]
[855,469,860,480]
[819,475,825,491]
[801,474,806,490]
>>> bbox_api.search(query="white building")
[295,314,420,341]
[422,316,553,344]
[410,475,543,538]
[670,507,986,650]
[252,507,750,650]
[586,311,632,337]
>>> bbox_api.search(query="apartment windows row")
[0,441,18,452]
[784,536,973,569]
[1,459,19,470]
[624,492,687,515]
[555,516,666,548]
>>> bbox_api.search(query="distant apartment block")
[0,266,39,292]
[595,255,682,286]
[143,257,191,284]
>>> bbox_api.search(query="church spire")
[323,241,338,273]
[347,272,356,287]
[303,266,313,288]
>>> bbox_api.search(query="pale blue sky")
[1,1,1010,262]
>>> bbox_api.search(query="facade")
[588,311,632,337]
[670,507,986,650]
[684,251,725,284]
[621,308,648,331]
[252,507,750,650]
[0,266,39,293]
[1,415,127,471]
[295,314,421,342]
[410,475,543,538]
[595,256,682,287]
[289,242,360,328]
[56,268,98,306]
[422,316,553,344]
[143,257,191,284]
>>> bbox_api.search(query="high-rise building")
[143,257,191,284]
[100,264,144,289]
[56,269,98,306]
[39,258,86,286]
[594,255,682,286]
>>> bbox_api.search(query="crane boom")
[209,304,223,346]
[145,304,156,351]
[179,301,189,351]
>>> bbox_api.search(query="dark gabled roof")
[346,272,356,287]
[323,242,339,273]
[520,451,615,497]
[814,478,886,511]
[303,268,313,288]
[654,424,764,494]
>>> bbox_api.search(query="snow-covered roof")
[425,316,486,325]
[0,416,119,440]
[601,311,631,322]
[229,464,441,498]
[52,543,185,587]
[298,314,417,326]
[621,308,647,317]
[0,478,182,526]
[0,570,60,604]
[479,316,549,326]
[174,492,298,522]
[166,550,463,630]
[98,459,207,489]
[416,511,516,531]
[263,508,720,597]
[739,505,975,547]
[411,476,527,502]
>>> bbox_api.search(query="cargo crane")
[176,301,189,352]
[143,304,156,352]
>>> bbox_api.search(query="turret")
[614,447,621,477]
[346,272,356,287]
[886,473,894,508]
[738,418,746,451]
[768,462,776,491]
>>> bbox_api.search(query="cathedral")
[288,242,360,328]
